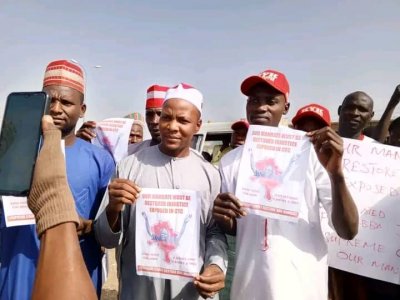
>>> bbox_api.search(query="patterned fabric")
[124,112,145,128]
[164,83,203,115]
[43,60,85,94]
[146,85,169,108]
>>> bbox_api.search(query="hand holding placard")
[106,178,141,231]
[212,192,247,235]
[307,127,344,177]
[194,264,225,299]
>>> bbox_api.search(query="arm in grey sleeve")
[94,169,123,249]
[94,204,123,249]
[204,172,228,273]
[204,219,228,274]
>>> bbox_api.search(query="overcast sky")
[1,0,399,125]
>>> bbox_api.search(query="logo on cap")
[300,106,324,117]
[259,71,279,82]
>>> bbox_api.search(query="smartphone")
[0,92,49,196]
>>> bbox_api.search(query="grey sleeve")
[204,220,228,274]
[94,207,123,249]
[204,171,228,273]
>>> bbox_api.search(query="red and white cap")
[146,85,169,109]
[241,69,290,103]
[291,103,331,127]
[164,83,203,115]
[231,119,249,130]
[43,60,85,94]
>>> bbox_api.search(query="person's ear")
[195,118,202,133]
[283,102,290,115]
[80,103,87,118]
[338,105,342,116]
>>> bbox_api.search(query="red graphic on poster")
[142,212,192,263]
[249,149,298,201]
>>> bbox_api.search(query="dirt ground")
[101,249,118,300]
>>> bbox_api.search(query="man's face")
[43,85,85,137]
[145,108,162,142]
[129,124,143,144]
[231,127,248,148]
[159,99,201,157]
[338,93,374,137]
[246,84,288,127]
[294,118,326,133]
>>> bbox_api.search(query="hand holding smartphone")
[0,92,49,196]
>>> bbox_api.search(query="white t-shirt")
[219,146,333,300]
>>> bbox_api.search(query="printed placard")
[236,125,311,222]
[92,118,133,162]
[135,188,200,280]
[322,139,400,284]
[2,196,35,227]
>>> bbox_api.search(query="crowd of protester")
[0,59,399,300]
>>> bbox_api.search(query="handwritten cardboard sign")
[92,118,133,163]
[235,125,311,222]
[135,188,201,280]
[322,139,400,284]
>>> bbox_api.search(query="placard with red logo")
[236,125,311,222]
[135,188,201,280]
[92,118,133,163]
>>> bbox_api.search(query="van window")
[202,133,231,157]
[191,134,203,151]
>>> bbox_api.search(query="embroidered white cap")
[164,83,203,115]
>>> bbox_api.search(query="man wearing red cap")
[213,69,358,300]
[292,103,331,132]
[211,119,249,165]
[95,83,227,300]
[128,84,169,155]
[0,60,115,299]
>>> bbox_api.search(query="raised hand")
[76,121,97,142]
[307,127,344,176]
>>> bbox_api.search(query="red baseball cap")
[241,69,290,102]
[291,103,331,127]
[231,119,249,131]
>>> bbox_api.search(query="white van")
[191,118,291,158]
[191,122,233,157]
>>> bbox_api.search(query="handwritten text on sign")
[236,125,311,222]
[322,140,400,284]
[135,188,200,281]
